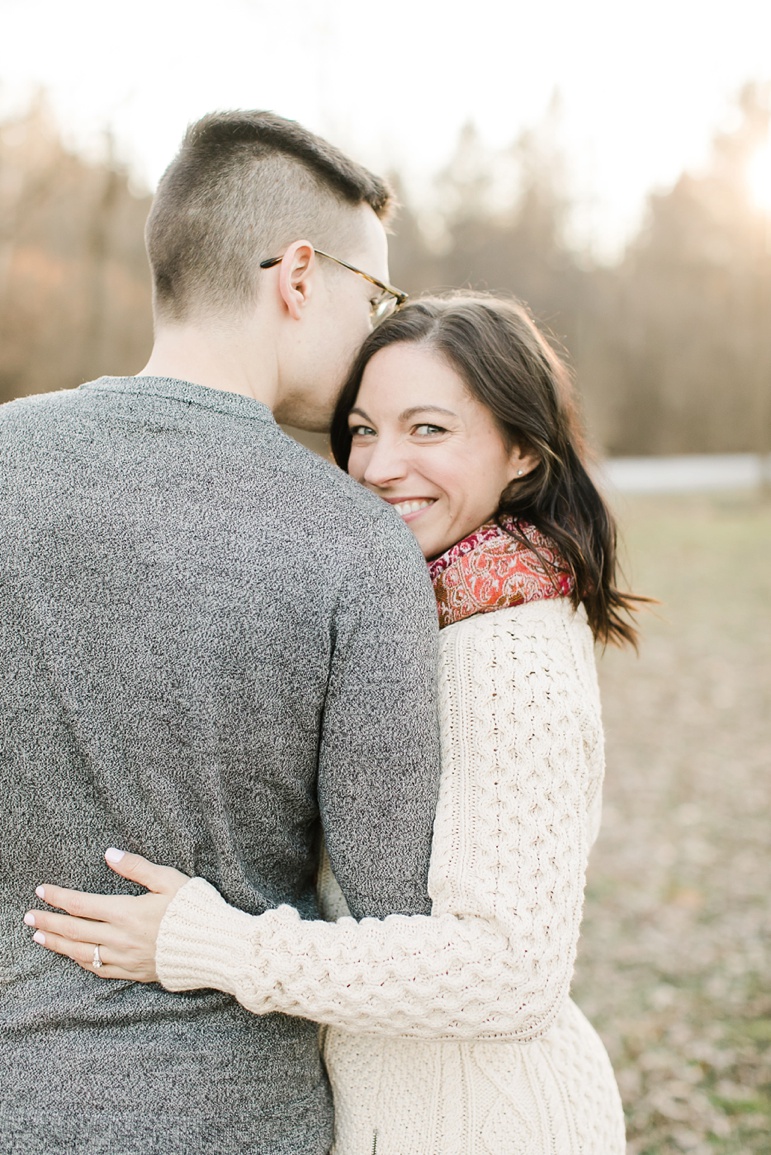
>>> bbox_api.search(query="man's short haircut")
[145,110,395,322]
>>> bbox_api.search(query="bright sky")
[1,0,770,257]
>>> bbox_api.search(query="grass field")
[572,492,771,1153]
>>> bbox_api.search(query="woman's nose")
[361,438,408,488]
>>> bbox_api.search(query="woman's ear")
[507,443,539,481]
[275,241,316,320]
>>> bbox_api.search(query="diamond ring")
[92,945,103,969]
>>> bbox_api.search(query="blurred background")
[2,0,771,460]
[1,1,769,1150]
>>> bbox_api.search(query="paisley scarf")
[428,518,575,630]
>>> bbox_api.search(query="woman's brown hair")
[330,292,645,648]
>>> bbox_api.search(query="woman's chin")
[419,534,451,562]
[408,524,443,561]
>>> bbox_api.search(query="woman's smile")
[386,497,437,520]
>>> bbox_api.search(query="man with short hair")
[0,111,441,1154]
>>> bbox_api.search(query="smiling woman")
[331,292,643,646]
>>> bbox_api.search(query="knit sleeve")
[314,513,441,920]
[156,601,603,1041]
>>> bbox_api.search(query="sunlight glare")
[747,139,771,212]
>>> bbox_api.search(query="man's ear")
[275,241,316,320]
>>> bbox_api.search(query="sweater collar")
[80,376,276,424]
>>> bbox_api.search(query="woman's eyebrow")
[348,404,459,423]
[399,406,458,421]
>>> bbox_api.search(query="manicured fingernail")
[32,931,45,945]
[24,912,36,926]
[35,886,45,900]
[105,848,125,863]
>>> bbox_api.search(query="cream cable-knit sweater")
[157,599,625,1153]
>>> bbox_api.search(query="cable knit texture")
[157,598,625,1153]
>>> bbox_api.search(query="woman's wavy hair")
[330,292,645,648]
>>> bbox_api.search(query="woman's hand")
[24,849,190,982]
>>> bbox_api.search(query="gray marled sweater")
[0,376,441,1154]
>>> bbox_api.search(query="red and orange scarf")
[428,518,575,630]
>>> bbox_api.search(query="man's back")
[0,376,440,1153]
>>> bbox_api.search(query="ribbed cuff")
[155,876,260,995]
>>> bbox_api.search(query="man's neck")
[138,322,279,411]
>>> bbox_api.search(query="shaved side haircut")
[146,110,395,322]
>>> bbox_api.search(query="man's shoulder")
[276,437,409,536]
[0,386,81,421]
[0,388,88,456]
[276,442,431,589]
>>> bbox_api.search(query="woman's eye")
[349,424,375,438]
[414,424,445,436]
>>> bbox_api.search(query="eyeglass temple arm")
[260,250,407,304]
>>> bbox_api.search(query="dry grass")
[572,492,771,1153]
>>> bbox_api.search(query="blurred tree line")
[0,96,152,405]
[1,86,769,456]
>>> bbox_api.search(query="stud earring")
[516,469,524,477]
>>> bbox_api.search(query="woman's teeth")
[393,500,433,517]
